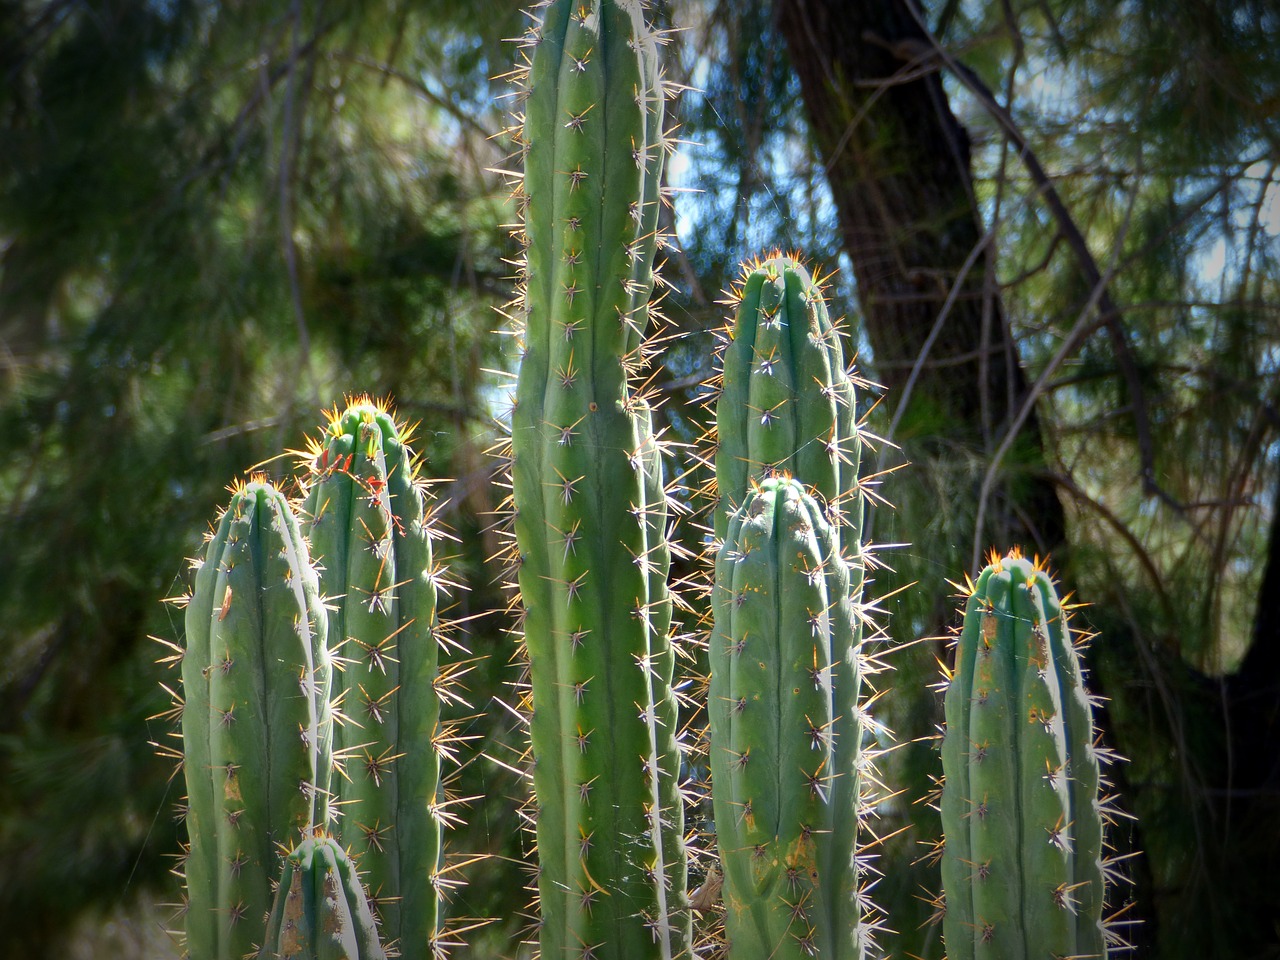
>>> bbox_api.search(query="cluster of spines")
[300,398,461,958]
[176,478,333,960]
[261,832,386,960]
[494,2,692,958]
[937,550,1119,959]
[709,476,870,960]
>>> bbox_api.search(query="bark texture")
[775,0,1066,558]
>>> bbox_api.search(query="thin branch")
[884,9,1161,498]
[278,0,320,409]
[333,53,504,146]
[1051,473,1177,630]
[970,156,1144,569]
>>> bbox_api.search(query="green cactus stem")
[301,397,446,955]
[709,475,867,960]
[940,550,1108,960]
[260,833,387,960]
[180,479,332,960]
[713,254,862,547]
[506,1,690,957]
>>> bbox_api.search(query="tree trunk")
[774,0,1065,560]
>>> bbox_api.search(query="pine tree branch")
[870,15,1163,502]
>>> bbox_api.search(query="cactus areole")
[509,0,690,957]
[940,552,1107,960]
[180,480,332,960]
[710,476,866,960]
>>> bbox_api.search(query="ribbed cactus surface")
[180,479,332,960]
[302,399,443,954]
[261,834,386,960]
[940,552,1107,960]
[709,476,866,960]
[714,255,861,546]
[507,0,689,957]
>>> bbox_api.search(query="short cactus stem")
[714,254,861,547]
[180,479,332,960]
[507,1,690,957]
[260,833,387,960]
[940,551,1108,960]
[301,398,444,955]
[709,476,867,960]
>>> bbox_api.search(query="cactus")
[260,833,386,960]
[179,479,332,960]
[708,476,867,960]
[504,1,690,957]
[713,254,862,547]
[301,398,446,955]
[939,551,1108,959]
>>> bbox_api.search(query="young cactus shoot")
[709,476,869,960]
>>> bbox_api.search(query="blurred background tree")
[1,0,1276,957]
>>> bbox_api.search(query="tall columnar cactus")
[179,479,332,960]
[940,551,1108,959]
[301,398,445,955]
[709,476,867,960]
[713,255,862,546]
[261,834,386,960]
[506,0,690,957]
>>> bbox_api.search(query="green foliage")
[0,1,520,950]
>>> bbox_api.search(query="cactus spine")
[507,1,690,957]
[261,834,386,960]
[180,479,332,960]
[940,551,1108,959]
[301,399,445,955]
[709,476,866,960]
[713,255,861,547]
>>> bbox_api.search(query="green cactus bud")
[940,551,1108,960]
[714,255,861,547]
[180,479,332,960]
[506,1,690,957]
[301,397,445,955]
[709,476,867,960]
[260,833,386,960]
